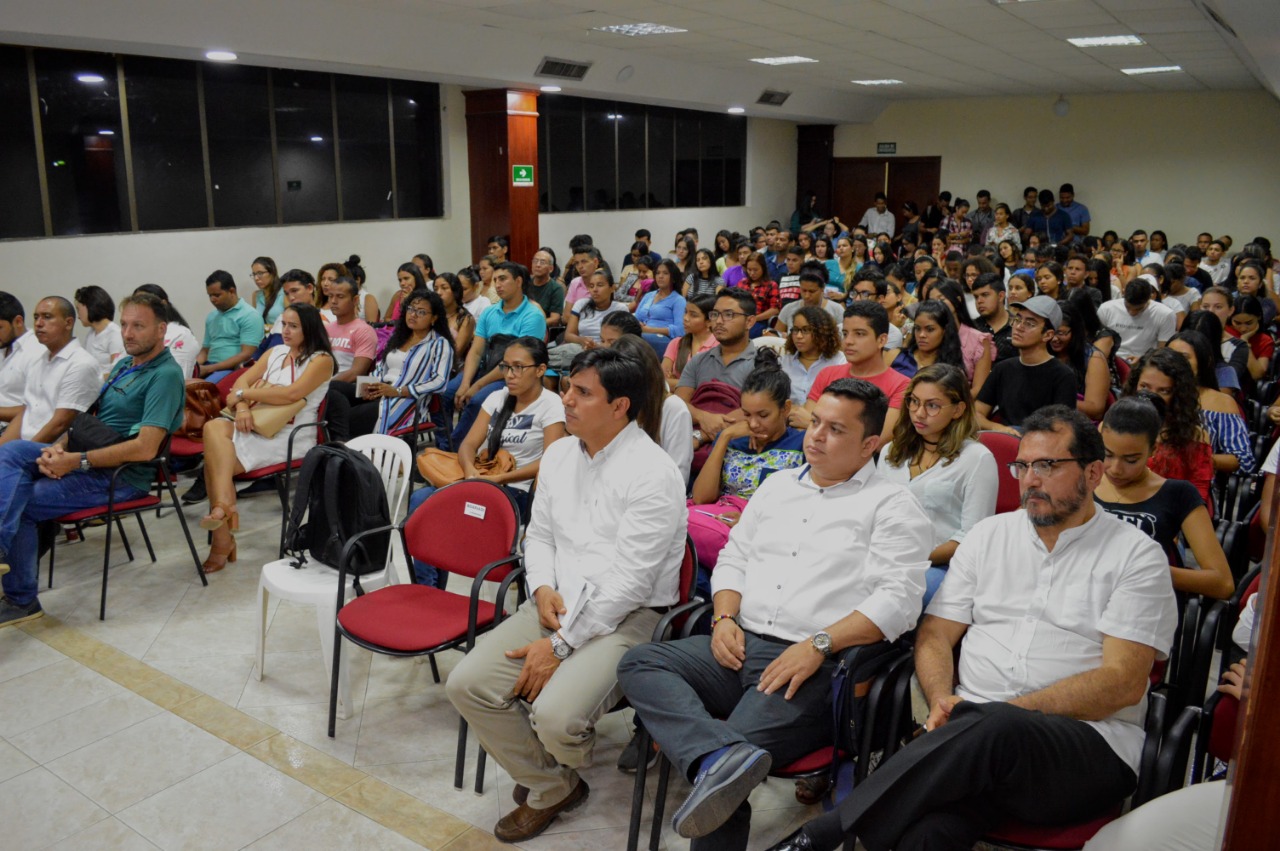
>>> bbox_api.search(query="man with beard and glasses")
[766,406,1178,851]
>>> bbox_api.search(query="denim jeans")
[0,441,145,606]
[405,483,530,586]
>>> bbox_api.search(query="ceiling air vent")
[536,57,592,81]
[756,89,791,106]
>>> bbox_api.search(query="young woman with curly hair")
[1123,347,1214,510]
[779,306,844,406]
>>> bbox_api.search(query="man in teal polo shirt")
[437,261,547,450]
[0,293,185,627]
[197,270,264,383]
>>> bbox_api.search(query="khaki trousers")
[445,602,660,807]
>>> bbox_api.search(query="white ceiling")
[1,0,1274,123]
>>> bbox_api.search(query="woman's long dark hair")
[1168,329,1220,391]
[1055,303,1090,392]
[397,262,427,295]
[1123,348,1202,451]
[929,279,977,329]
[379,289,451,363]
[783,306,841,358]
[1065,287,1103,340]
[676,293,717,374]
[610,335,665,444]
[579,269,615,319]
[253,255,281,319]
[285,303,336,369]
[413,253,435,278]
[908,300,965,371]
[690,249,717,287]
[486,336,549,460]
[656,258,685,291]
[714,229,733,260]
[133,283,189,327]
[435,272,464,313]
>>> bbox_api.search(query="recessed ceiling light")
[205,50,238,62]
[310,136,324,142]
[593,23,687,37]
[1067,35,1145,47]
[727,107,746,114]
[750,56,817,66]
[76,73,105,83]
[97,129,115,135]
[540,85,562,93]
[852,79,904,86]
[1122,65,1182,75]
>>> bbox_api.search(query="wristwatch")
[79,453,92,472]
[810,631,833,658]
[549,631,573,660]
[234,389,245,402]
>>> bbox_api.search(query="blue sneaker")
[0,596,43,628]
[672,742,772,838]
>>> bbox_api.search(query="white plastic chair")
[255,433,413,719]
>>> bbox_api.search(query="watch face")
[814,633,832,654]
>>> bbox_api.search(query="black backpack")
[284,443,391,580]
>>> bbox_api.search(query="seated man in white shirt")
[1097,279,1177,362]
[445,348,687,843]
[0,297,101,448]
[767,405,1179,851]
[0,293,45,422]
[618,378,931,851]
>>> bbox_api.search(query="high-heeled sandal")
[201,538,237,574]
[199,502,240,534]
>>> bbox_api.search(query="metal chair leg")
[474,746,488,795]
[627,727,654,851]
[327,627,344,738]
[453,718,469,789]
[47,538,56,589]
[136,514,157,562]
[650,755,672,851]
[428,654,441,684]
[100,513,116,621]
[116,518,135,562]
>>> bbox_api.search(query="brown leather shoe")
[493,778,590,842]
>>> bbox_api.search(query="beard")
[1022,476,1089,528]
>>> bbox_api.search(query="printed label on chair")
[464,502,487,520]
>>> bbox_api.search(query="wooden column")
[1221,483,1279,847]
[463,89,540,266]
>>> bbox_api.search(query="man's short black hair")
[1037,189,1055,206]
[798,271,826,289]
[971,272,1005,295]
[939,191,952,202]
[1021,404,1104,464]
[716,288,757,316]
[873,192,887,202]
[601,311,643,337]
[786,245,806,259]
[206,270,236,291]
[569,348,647,423]
[1124,279,1153,306]
[843,300,890,338]
[1023,186,1037,197]
[977,189,991,199]
[1185,246,1204,261]
[568,234,594,252]
[634,228,651,240]
[495,261,529,286]
[0,292,23,324]
[821,377,889,440]
[1059,183,1075,194]
[800,260,829,283]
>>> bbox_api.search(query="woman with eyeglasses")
[880,363,998,605]
[1094,394,1234,599]
[249,256,284,328]
[406,337,565,585]
[348,289,454,438]
[779,307,844,407]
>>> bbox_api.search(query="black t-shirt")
[1096,479,1203,561]
[978,318,1016,362]
[976,356,1078,427]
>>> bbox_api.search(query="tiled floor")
[0,482,820,850]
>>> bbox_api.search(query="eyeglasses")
[1009,315,1046,330]
[405,307,431,318]
[708,310,749,321]
[851,290,877,300]
[790,326,813,337]
[250,271,269,278]
[1006,458,1086,479]
[904,396,954,415]
[498,362,536,374]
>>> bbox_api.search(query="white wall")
[0,85,474,331]
[833,91,1280,247]
[538,117,797,269]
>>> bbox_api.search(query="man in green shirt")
[529,248,567,329]
[0,292,185,627]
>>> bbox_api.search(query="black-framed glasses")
[498,362,535,374]
[789,326,813,336]
[405,307,431,317]
[708,310,749,321]
[1006,458,1087,479]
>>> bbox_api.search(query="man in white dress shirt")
[767,405,1179,851]
[618,378,931,850]
[0,293,45,416]
[0,297,100,447]
[446,347,687,843]
[858,192,896,239]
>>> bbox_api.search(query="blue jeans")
[641,333,671,360]
[0,441,145,606]
[406,483,530,586]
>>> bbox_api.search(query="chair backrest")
[404,480,521,580]
[678,536,698,606]
[977,430,1021,514]
[344,434,413,519]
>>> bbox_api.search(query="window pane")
[724,115,746,206]
[617,104,645,210]
[0,46,43,239]
[124,56,207,231]
[646,107,673,210]
[274,69,337,224]
[547,96,582,212]
[335,74,392,221]
[583,101,616,211]
[204,63,275,227]
[391,80,443,219]
[35,48,125,235]
[674,115,699,208]
[700,115,725,208]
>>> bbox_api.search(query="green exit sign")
[512,165,534,186]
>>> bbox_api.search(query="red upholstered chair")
[45,435,205,620]
[325,479,525,790]
[977,430,1022,514]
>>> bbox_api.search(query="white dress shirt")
[659,393,693,487]
[878,439,999,551]
[713,461,931,644]
[524,421,687,648]
[858,207,896,238]
[0,330,45,407]
[22,339,102,440]
[927,508,1178,772]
